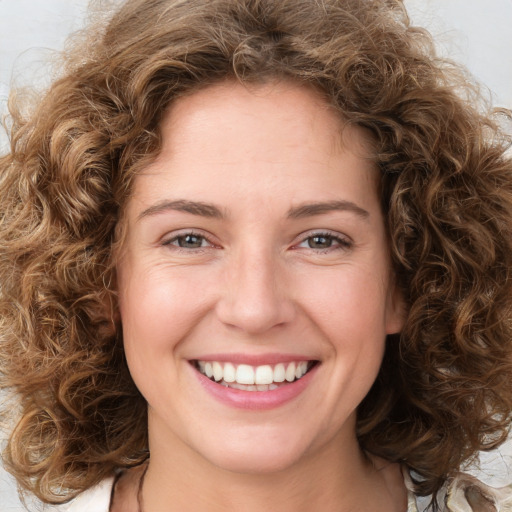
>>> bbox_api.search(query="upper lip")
[189,353,318,366]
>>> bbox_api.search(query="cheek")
[117,269,193,403]
[296,264,390,383]
[118,265,215,358]
[297,264,391,336]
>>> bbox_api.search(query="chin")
[194,429,312,475]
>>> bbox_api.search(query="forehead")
[160,80,374,159]
[126,80,380,217]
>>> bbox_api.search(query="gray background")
[1,0,512,510]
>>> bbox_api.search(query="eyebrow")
[137,199,369,222]
[287,200,370,220]
[138,199,224,220]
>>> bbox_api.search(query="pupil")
[309,235,331,248]
[179,234,202,248]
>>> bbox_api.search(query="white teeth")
[196,360,312,388]
[223,362,236,383]
[212,361,223,382]
[295,361,308,379]
[230,382,257,391]
[236,364,255,385]
[273,363,286,382]
[285,362,296,382]
[255,365,273,385]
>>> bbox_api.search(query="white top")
[56,477,114,512]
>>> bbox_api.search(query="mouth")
[192,360,319,391]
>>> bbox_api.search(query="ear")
[385,278,406,335]
[87,289,120,339]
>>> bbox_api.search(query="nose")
[215,247,295,335]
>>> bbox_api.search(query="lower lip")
[193,364,319,410]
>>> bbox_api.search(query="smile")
[194,360,316,391]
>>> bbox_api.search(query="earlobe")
[385,283,406,335]
[89,287,121,339]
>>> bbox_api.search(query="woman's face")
[117,80,403,474]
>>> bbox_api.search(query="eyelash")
[162,231,214,251]
[161,230,352,253]
[294,231,353,252]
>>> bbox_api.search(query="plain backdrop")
[1,1,512,510]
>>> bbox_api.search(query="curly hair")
[1,0,512,506]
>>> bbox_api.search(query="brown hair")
[1,0,512,507]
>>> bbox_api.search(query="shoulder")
[51,463,146,512]
[405,470,512,511]
[52,477,115,512]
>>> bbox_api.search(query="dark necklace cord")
[137,462,149,512]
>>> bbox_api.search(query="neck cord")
[136,462,149,512]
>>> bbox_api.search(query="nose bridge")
[216,241,294,334]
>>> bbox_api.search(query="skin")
[116,80,406,511]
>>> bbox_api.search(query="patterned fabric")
[405,471,512,511]
[54,471,512,511]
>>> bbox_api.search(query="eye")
[296,232,352,251]
[306,234,336,249]
[163,232,211,249]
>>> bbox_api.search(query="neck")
[140,417,406,512]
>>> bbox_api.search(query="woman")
[1,0,512,510]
